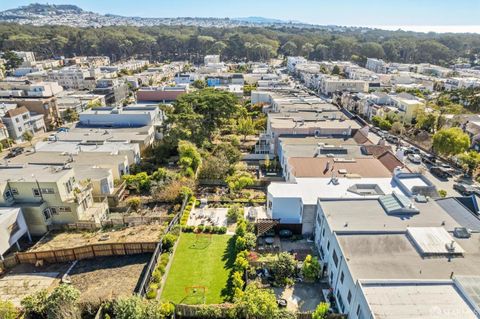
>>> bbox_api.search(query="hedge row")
[182,225,227,234]
[180,196,196,226]
[147,252,170,299]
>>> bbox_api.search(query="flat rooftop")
[288,157,392,178]
[361,281,478,319]
[10,150,128,165]
[282,144,367,159]
[0,164,71,183]
[54,126,152,143]
[320,198,460,232]
[268,177,404,204]
[34,141,138,154]
[279,136,363,146]
[270,117,362,130]
[337,233,480,280]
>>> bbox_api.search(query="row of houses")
[250,83,480,318]
[0,103,164,259]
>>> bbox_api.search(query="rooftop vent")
[454,227,471,239]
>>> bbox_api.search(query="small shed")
[0,207,31,260]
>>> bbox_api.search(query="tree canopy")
[432,127,470,156]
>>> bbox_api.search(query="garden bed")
[160,233,234,304]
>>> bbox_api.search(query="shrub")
[197,225,205,233]
[218,226,227,234]
[312,302,330,319]
[182,225,195,232]
[0,300,19,319]
[204,225,213,233]
[146,283,158,299]
[162,233,178,252]
[439,189,447,197]
[243,232,257,250]
[160,253,170,266]
[127,197,142,211]
[235,219,247,237]
[235,236,247,251]
[271,252,297,287]
[234,255,249,272]
[21,290,49,318]
[227,204,243,223]
[152,269,162,283]
[302,255,322,281]
[113,296,146,319]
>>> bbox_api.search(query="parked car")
[47,134,57,141]
[408,154,422,164]
[386,135,400,144]
[5,147,24,158]
[430,166,453,179]
[453,183,476,196]
[57,127,69,133]
[422,154,437,165]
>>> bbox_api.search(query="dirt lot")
[0,263,70,306]
[69,254,151,303]
[29,225,164,252]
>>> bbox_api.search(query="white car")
[407,154,421,164]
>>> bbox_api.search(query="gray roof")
[436,197,480,231]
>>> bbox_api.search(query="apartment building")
[204,55,220,65]
[93,78,129,106]
[365,58,387,74]
[1,106,46,142]
[0,164,109,235]
[0,81,63,98]
[319,76,368,96]
[287,56,307,73]
[137,86,187,102]
[47,67,96,90]
[79,104,163,128]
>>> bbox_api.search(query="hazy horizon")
[2,0,479,34]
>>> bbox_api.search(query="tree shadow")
[220,236,237,300]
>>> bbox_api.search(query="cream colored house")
[389,95,425,124]
[0,164,109,235]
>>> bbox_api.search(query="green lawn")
[161,233,234,304]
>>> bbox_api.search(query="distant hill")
[0,3,337,29]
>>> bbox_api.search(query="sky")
[2,0,480,33]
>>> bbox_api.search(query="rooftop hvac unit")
[453,227,471,239]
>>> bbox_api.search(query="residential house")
[0,164,109,235]
[1,106,46,142]
[0,207,31,260]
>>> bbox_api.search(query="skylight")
[379,192,420,215]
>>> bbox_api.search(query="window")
[322,227,326,236]
[347,290,352,304]
[327,240,330,251]
[18,126,22,132]
[340,271,345,284]
[50,207,58,215]
[11,188,19,195]
[333,250,339,268]
[356,305,362,317]
[58,206,71,212]
[33,188,41,197]
[268,201,272,209]
[4,190,13,200]
[43,208,52,221]
[337,290,344,312]
[15,118,20,123]
[41,188,55,194]
[330,272,334,282]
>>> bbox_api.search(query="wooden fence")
[47,215,174,232]
[15,242,157,264]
